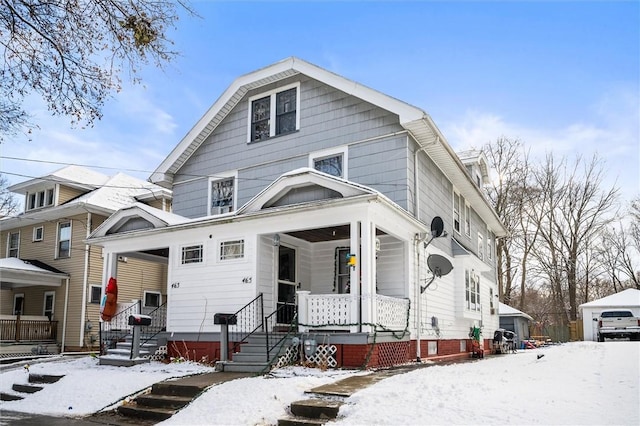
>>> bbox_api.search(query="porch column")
[360,220,375,333]
[349,221,360,333]
[297,291,310,333]
[101,251,118,306]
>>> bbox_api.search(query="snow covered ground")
[0,341,638,425]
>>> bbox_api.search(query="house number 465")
[171,282,180,289]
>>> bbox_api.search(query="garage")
[579,288,640,341]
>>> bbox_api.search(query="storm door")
[277,245,297,325]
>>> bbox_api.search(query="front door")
[277,245,297,325]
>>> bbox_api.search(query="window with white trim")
[89,285,102,304]
[181,245,203,264]
[144,291,162,308]
[57,221,71,258]
[310,147,348,179]
[209,175,235,215]
[13,293,24,315]
[487,228,493,261]
[26,188,55,211]
[7,232,19,258]
[248,83,300,142]
[33,226,44,242]
[477,232,484,261]
[43,291,55,319]
[220,239,244,260]
[453,192,461,234]
[465,269,480,312]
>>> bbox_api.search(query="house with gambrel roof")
[87,57,507,370]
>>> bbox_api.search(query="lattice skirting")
[146,345,167,361]
[374,341,411,368]
[274,343,338,369]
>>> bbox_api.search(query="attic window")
[310,147,348,178]
[210,176,235,215]
[26,188,55,211]
[248,83,300,142]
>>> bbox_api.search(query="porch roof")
[0,258,69,289]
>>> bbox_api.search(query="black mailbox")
[214,313,237,325]
[128,314,152,326]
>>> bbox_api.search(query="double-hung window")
[7,232,19,257]
[210,176,235,215]
[477,232,484,261]
[465,269,480,312]
[57,222,71,258]
[249,83,299,142]
[453,193,461,234]
[464,203,471,237]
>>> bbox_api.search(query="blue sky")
[2,1,638,202]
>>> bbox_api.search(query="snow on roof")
[499,302,534,321]
[579,288,640,309]
[8,165,109,194]
[0,258,68,276]
[127,202,188,226]
[66,173,169,212]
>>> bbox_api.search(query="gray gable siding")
[172,75,410,218]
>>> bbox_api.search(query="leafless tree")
[0,0,194,140]
[0,173,18,216]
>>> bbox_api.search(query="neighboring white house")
[579,288,640,342]
[87,57,507,369]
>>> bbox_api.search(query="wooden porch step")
[117,404,176,421]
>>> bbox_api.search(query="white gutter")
[79,211,91,347]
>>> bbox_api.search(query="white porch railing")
[297,291,409,333]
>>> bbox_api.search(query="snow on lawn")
[333,341,639,425]
[160,367,362,426]
[0,342,637,425]
[0,356,214,416]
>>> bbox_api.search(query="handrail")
[228,293,264,354]
[264,304,298,362]
[138,301,168,350]
[99,301,141,355]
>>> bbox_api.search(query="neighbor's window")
[43,291,55,319]
[249,84,299,142]
[220,239,244,260]
[90,285,102,304]
[33,226,44,242]
[465,270,480,312]
[210,177,235,215]
[181,245,203,264]
[487,229,493,261]
[7,232,19,257]
[144,291,162,308]
[57,221,71,258]
[477,232,484,261]
[26,188,54,211]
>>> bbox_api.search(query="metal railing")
[229,293,264,354]
[263,304,297,362]
[99,300,167,356]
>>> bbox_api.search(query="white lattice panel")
[274,345,300,368]
[304,344,337,368]
[376,295,409,330]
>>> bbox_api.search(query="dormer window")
[26,188,55,211]
[248,83,300,142]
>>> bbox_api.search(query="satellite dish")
[430,216,444,238]
[427,254,453,278]
[421,254,454,294]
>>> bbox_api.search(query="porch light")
[273,233,280,246]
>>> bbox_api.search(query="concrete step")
[151,382,204,398]
[117,404,175,421]
[105,348,151,357]
[29,374,64,384]
[0,392,24,401]
[290,399,343,420]
[135,393,193,410]
[216,361,271,374]
[12,383,43,394]
[231,352,271,363]
[98,356,150,367]
[278,415,329,426]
